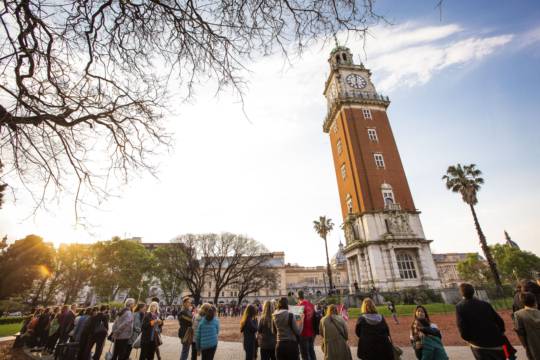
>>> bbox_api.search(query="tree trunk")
[192,291,201,306]
[469,203,504,296]
[323,235,334,295]
[31,278,48,306]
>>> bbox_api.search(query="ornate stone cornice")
[323,94,391,133]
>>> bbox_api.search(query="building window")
[381,183,394,205]
[337,139,343,155]
[374,153,385,168]
[396,252,418,279]
[331,122,338,134]
[340,163,346,179]
[346,194,353,213]
[362,109,372,119]
[367,128,378,142]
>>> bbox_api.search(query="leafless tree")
[207,233,271,304]
[171,233,214,305]
[234,261,278,305]
[0,0,381,218]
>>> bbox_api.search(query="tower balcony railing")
[341,90,390,102]
[323,91,391,132]
[384,203,401,211]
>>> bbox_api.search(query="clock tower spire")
[323,46,441,292]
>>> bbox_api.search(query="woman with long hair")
[196,305,220,360]
[410,305,448,360]
[140,301,163,360]
[258,301,276,360]
[241,304,258,360]
[319,304,352,360]
[272,297,303,360]
[355,298,393,360]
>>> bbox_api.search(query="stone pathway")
[9,334,525,360]
[102,335,524,360]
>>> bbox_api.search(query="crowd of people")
[11,278,540,360]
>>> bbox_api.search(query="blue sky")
[1,0,539,265]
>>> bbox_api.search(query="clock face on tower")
[345,74,367,89]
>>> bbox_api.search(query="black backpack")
[312,311,322,336]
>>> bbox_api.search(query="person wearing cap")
[179,296,196,360]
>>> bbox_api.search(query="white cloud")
[518,25,540,48]
[361,25,513,91]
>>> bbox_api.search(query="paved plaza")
[0,335,527,360]
[101,335,524,360]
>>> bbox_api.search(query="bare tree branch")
[0,0,381,220]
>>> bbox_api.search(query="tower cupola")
[329,46,353,67]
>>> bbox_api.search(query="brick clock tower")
[323,46,441,292]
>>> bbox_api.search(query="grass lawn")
[0,322,22,337]
[348,299,512,318]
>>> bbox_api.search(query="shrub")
[0,316,25,325]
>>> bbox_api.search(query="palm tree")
[314,216,335,295]
[442,163,504,296]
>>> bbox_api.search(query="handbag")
[328,316,353,360]
[104,341,113,360]
[132,333,142,349]
[182,327,194,345]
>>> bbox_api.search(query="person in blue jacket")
[196,305,220,360]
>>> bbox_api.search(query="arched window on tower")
[396,251,418,279]
[381,183,395,207]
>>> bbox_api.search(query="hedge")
[0,316,26,325]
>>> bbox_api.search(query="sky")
[1,0,540,266]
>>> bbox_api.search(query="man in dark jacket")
[59,304,77,344]
[179,296,195,360]
[456,283,507,360]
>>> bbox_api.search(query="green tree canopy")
[91,238,152,302]
[457,253,492,286]
[0,234,55,300]
[491,244,540,283]
[151,245,185,305]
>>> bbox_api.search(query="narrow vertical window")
[381,183,395,206]
[337,139,343,155]
[374,153,385,168]
[362,109,372,119]
[346,194,353,213]
[340,163,346,179]
[367,128,378,142]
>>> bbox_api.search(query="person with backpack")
[78,307,98,360]
[179,297,196,360]
[319,304,352,360]
[272,297,303,360]
[258,301,277,360]
[88,305,110,360]
[355,298,394,360]
[111,298,135,360]
[241,304,258,360]
[297,291,316,360]
[196,305,220,360]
